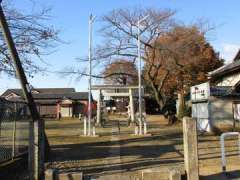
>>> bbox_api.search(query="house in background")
[190,49,240,132]
[1,88,93,118]
[209,49,240,87]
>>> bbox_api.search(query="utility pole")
[88,14,96,136]
[137,15,148,135]
[0,3,46,179]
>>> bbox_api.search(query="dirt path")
[98,120,122,176]
[108,121,121,165]
[45,116,240,180]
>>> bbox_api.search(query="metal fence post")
[220,132,240,172]
[0,102,3,137]
[12,103,17,159]
[0,117,1,137]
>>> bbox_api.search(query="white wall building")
[191,50,240,132]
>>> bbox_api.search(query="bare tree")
[67,8,222,112]
[0,0,59,77]
[95,8,175,62]
[67,8,177,108]
[89,8,176,109]
[66,8,175,78]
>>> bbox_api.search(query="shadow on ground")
[46,124,185,177]
[45,118,240,179]
[200,170,240,180]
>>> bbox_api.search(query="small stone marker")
[183,117,199,180]
[44,169,56,180]
[169,170,181,180]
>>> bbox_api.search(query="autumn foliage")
[103,60,138,85]
[144,25,223,109]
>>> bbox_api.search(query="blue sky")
[1,0,240,94]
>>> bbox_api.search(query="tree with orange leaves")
[103,60,138,85]
[144,25,223,112]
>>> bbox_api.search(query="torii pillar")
[96,89,102,125]
[129,88,135,123]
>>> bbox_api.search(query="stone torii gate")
[92,85,143,125]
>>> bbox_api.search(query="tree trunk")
[177,90,185,120]
[150,81,165,111]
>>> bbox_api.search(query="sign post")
[190,82,211,132]
[190,82,210,102]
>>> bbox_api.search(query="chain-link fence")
[0,98,30,163]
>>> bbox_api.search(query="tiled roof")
[233,49,240,61]
[32,92,89,100]
[1,88,75,97]
[210,86,240,97]
[208,60,240,78]
[1,88,89,101]
[209,49,240,78]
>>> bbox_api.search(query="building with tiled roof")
[1,88,93,118]
[190,49,240,133]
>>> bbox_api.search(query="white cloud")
[221,43,240,62]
